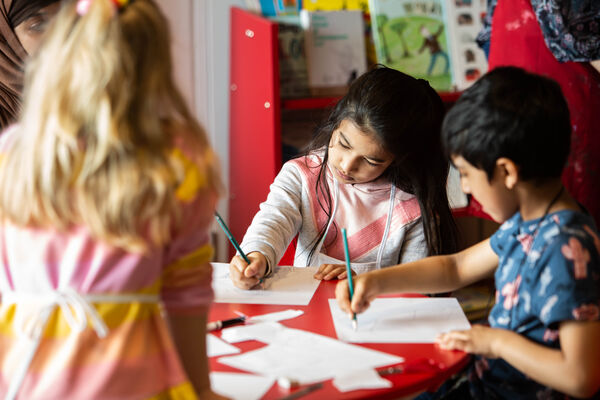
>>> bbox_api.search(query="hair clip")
[76,0,130,16]
[76,0,93,15]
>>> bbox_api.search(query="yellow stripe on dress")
[172,148,207,202]
[146,381,198,400]
[0,282,162,338]
[163,244,213,282]
[0,302,161,338]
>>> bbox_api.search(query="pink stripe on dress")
[326,197,421,260]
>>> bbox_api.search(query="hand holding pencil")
[229,251,268,290]
[335,229,381,318]
[214,212,267,290]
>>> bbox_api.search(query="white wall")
[157,0,246,261]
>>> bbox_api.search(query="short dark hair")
[442,66,571,182]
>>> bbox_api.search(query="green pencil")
[214,212,251,264]
[342,228,357,331]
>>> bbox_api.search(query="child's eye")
[364,159,377,166]
[338,140,350,149]
[25,16,47,33]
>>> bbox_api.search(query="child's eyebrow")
[338,131,351,147]
[339,131,387,163]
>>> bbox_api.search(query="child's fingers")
[350,278,374,314]
[323,266,347,280]
[230,255,247,273]
[244,263,259,278]
[435,331,471,351]
[314,263,339,279]
[229,256,261,290]
[335,280,352,313]
[243,253,266,279]
[313,264,327,279]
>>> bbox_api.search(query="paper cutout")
[248,309,304,323]
[207,333,241,357]
[332,368,392,392]
[218,323,403,385]
[329,297,471,343]
[210,372,274,400]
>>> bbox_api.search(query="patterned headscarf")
[0,0,60,129]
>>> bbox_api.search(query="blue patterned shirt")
[468,210,600,399]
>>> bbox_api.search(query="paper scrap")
[328,298,471,343]
[332,368,392,392]
[220,322,285,344]
[207,333,240,357]
[218,324,402,385]
[248,309,303,323]
[210,372,274,400]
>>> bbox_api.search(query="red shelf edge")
[282,91,462,110]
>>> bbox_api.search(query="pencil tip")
[352,320,357,331]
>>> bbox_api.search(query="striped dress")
[0,128,217,399]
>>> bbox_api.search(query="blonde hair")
[0,0,222,252]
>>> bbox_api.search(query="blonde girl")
[0,0,225,399]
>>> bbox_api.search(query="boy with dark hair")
[336,66,600,399]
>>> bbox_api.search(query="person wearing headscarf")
[0,0,61,129]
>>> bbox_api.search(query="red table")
[209,280,470,399]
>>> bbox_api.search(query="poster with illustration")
[369,0,453,92]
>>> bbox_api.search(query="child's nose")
[341,157,358,173]
[460,179,471,194]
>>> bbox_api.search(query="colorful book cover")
[260,0,302,17]
[368,0,453,92]
[303,0,369,12]
[445,0,488,90]
[300,10,368,95]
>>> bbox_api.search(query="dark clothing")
[477,0,600,62]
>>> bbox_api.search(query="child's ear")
[496,157,519,189]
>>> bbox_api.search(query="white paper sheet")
[218,323,403,385]
[211,262,321,305]
[332,368,392,392]
[248,309,303,323]
[210,372,275,400]
[207,333,241,357]
[329,298,471,343]
[221,322,286,344]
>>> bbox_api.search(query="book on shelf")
[302,1,377,69]
[444,0,488,90]
[278,22,311,99]
[302,0,370,11]
[256,0,302,17]
[368,0,453,92]
[300,9,368,96]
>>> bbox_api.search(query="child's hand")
[435,325,504,358]
[335,272,380,316]
[229,252,267,290]
[314,263,356,280]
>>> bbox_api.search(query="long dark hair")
[303,65,458,262]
